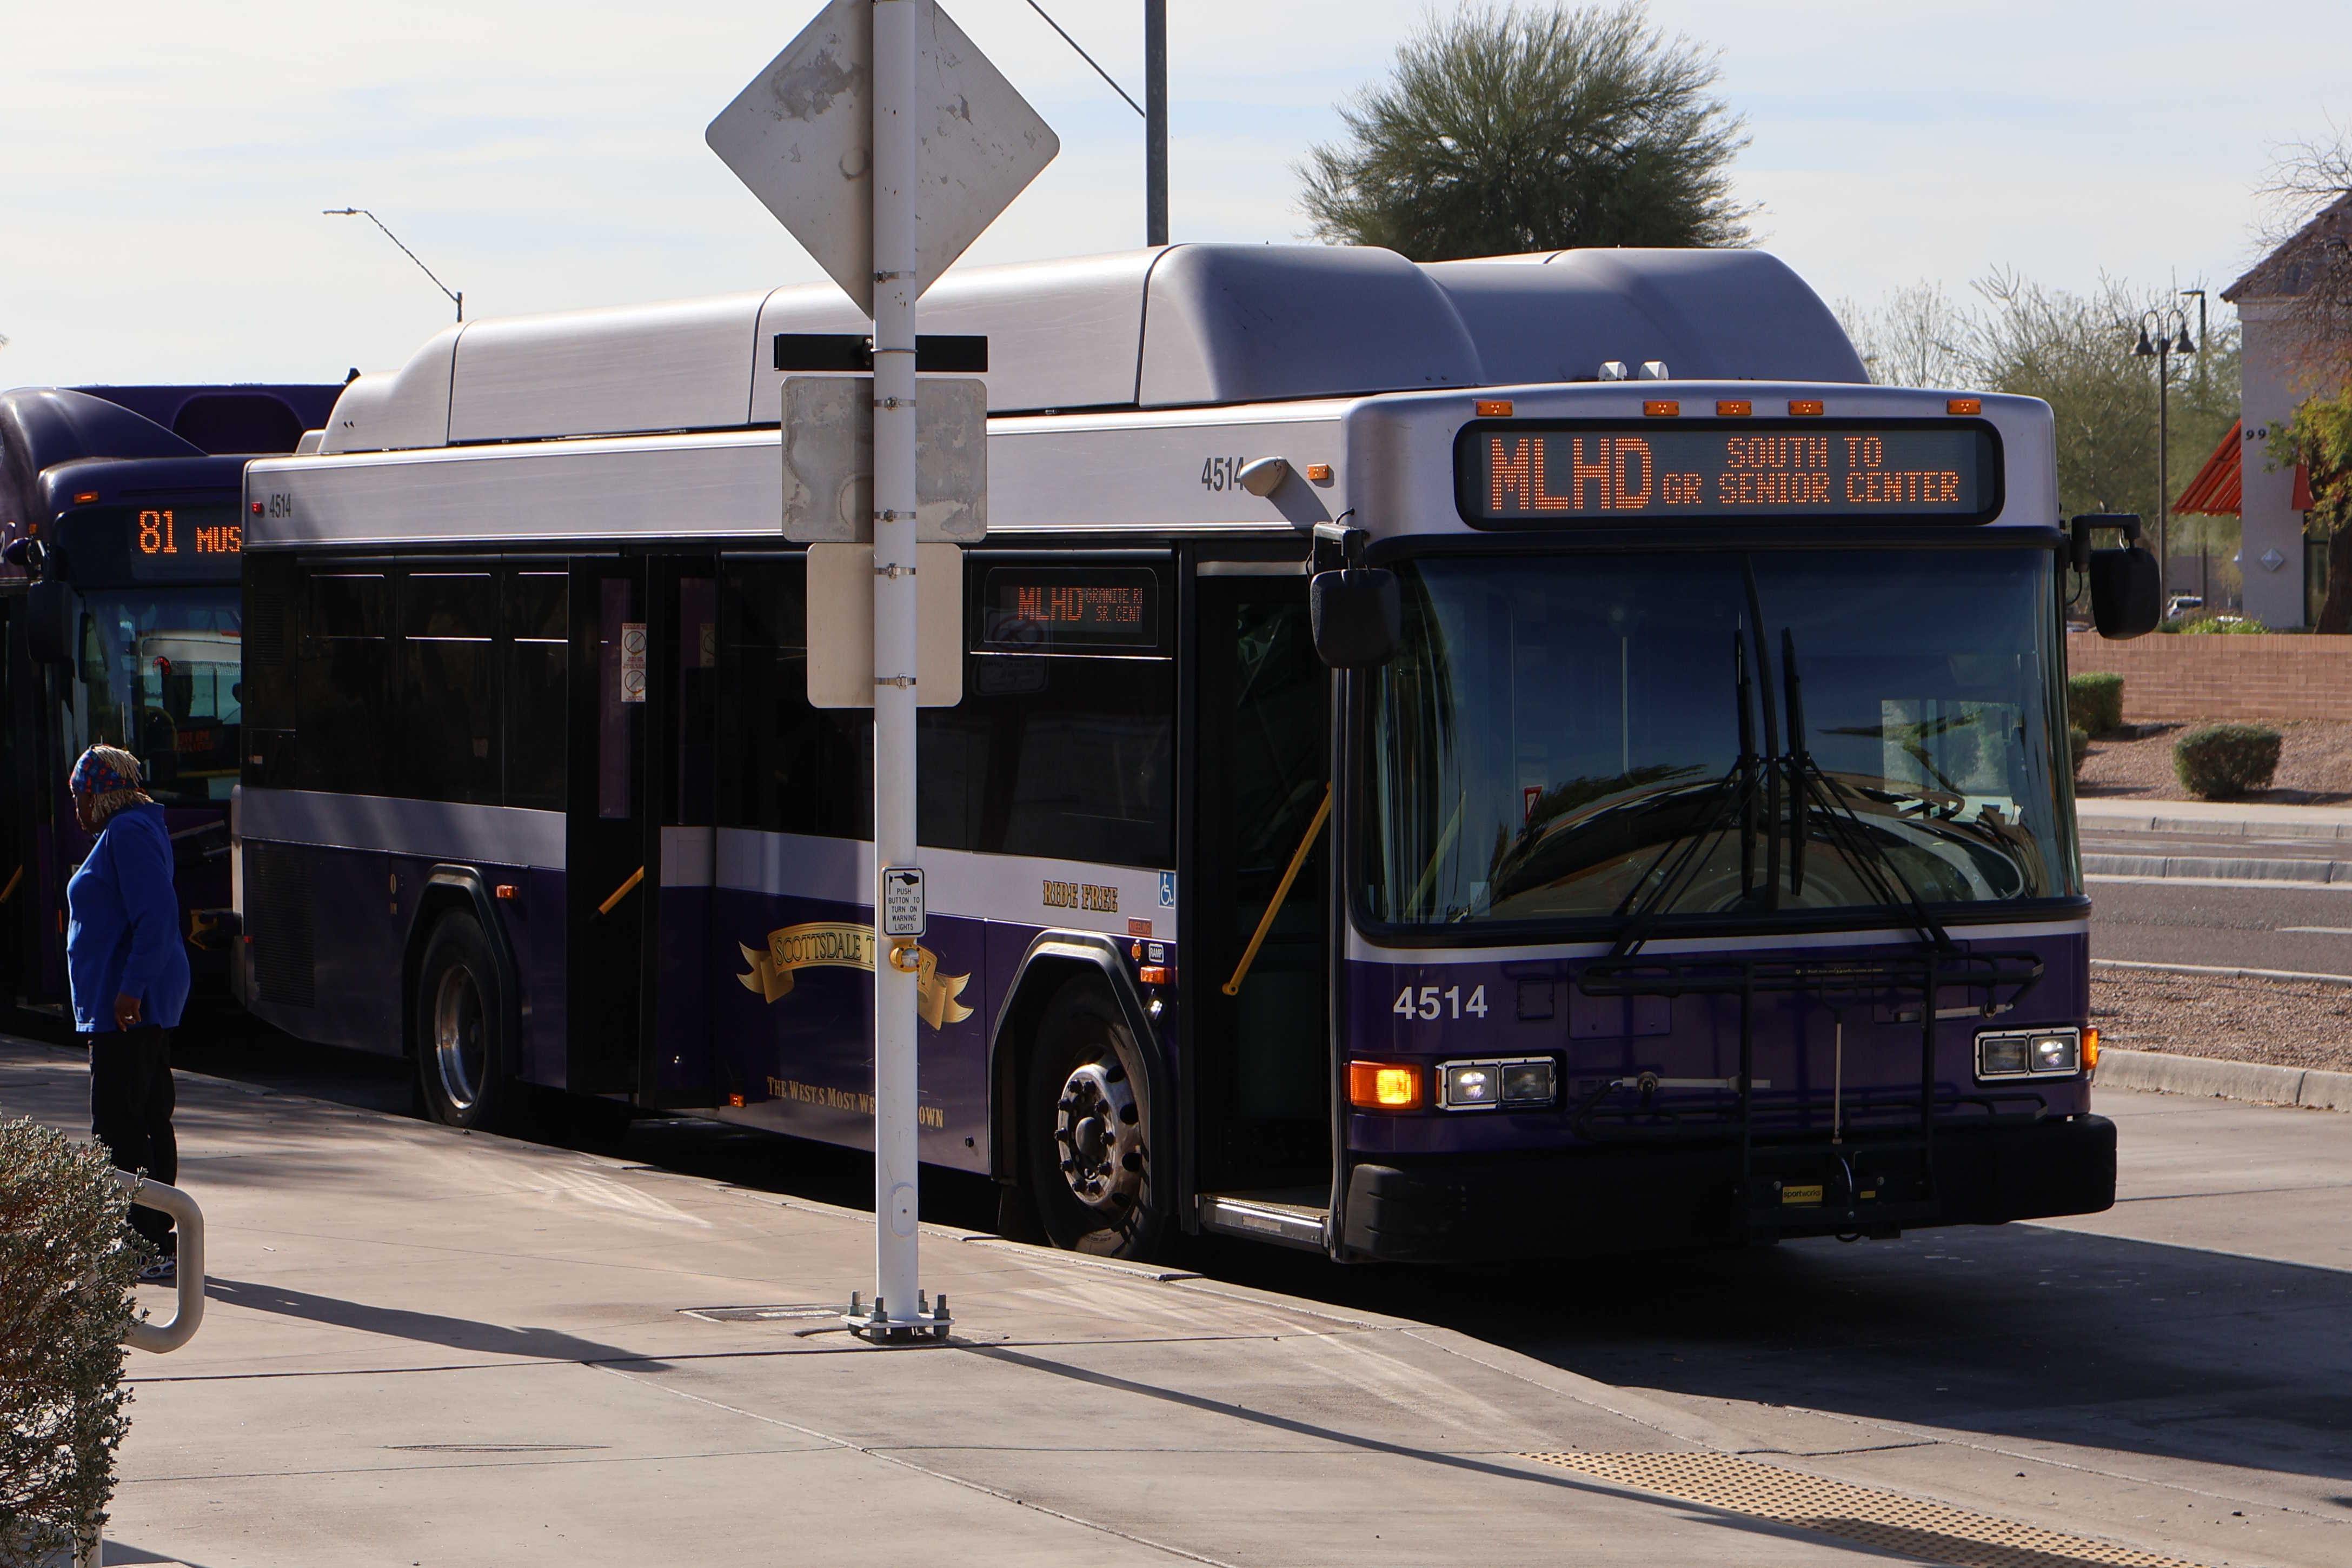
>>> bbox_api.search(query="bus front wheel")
[415,912,511,1131]
[1024,980,1165,1260]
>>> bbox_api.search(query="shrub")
[1,1119,139,1564]
[2068,725,2090,778]
[2173,723,2282,800]
[2175,614,2269,635]
[2067,672,2124,738]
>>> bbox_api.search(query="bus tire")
[415,911,511,1131]
[1024,979,1165,1259]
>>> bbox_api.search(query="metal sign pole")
[708,0,1054,1345]
[868,0,926,1338]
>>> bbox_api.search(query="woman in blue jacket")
[67,745,191,1283]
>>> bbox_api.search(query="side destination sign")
[1455,420,2002,526]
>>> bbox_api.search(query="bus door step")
[1198,1190,1330,1251]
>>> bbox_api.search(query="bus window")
[505,571,568,810]
[929,654,1174,868]
[70,589,242,804]
[403,572,499,805]
[297,573,391,796]
[716,557,872,839]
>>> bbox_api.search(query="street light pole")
[2136,307,2198,613]
[1145,1,1167,246]
[2182,288,2210,608]
[323,208,463,321]
[1023,1,1164,246]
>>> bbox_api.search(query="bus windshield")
[72,589,242,805]
[1361,549,2073,930]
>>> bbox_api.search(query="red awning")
[2172,419,2314,515]
[2174,421,2241,514]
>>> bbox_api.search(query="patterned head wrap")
[70,745,149,827]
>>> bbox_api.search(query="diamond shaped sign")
[706,0,1059,312]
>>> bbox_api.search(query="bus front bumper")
[1337,1113,2116,1262]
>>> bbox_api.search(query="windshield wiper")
[1608,629,1767,958]
[1781,627,1952,949]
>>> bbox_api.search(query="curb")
[2076,809,2352,842]
[2097,1047,2352,1112]
[2081,852,2352,883]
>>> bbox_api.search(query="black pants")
[88,1025,176,1253]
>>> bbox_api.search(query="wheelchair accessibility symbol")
[1158,872,1175,908]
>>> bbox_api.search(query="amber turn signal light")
[1349,1060,1423,1111]
[2083,1027,2100,1069]
[495,883,519,900]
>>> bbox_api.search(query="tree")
[1838,282,1970,389]
[1839,271,2242,555]
[2276,387,2352,630]
[1298,2,1753,261]
[2256,123,2352,386]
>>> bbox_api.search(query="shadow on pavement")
[204,1277,670,1370]
[1199,1222,2352,1487]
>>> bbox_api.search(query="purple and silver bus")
[0,384,341,1015]
[234,246,2149,1260]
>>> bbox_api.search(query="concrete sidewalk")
[10,1034,2338,1567]
[1,1035,1917,1568]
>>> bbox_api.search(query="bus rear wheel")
[1024,980,1165,1259]
[415,911,510,1131]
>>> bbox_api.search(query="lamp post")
[323,208,463,321]
[2134,306,2198,609]
[1022,1,1165,245]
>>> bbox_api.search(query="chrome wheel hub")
[1053,1059,1143,1213]
[433,967,487,1113]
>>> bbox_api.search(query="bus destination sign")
[1456,420,2000,526]
[59,502,245,586]
[979,566,1161,652]
[135,507,242,560]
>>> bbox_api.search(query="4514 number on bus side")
[1393,985,1489,1021]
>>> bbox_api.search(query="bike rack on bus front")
[1574,949,2046,1238]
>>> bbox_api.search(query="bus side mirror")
[25,579,75,665]
[2069,514,2160,640]
[2088,548,2161,640]
[1310,568,1399,668]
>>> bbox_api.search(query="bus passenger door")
[1191,565,1332,1200]
[567,560,647,1096]
[640,559,718,1106]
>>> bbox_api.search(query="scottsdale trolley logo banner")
[735,921,975,1030]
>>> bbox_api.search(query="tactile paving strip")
[1522,1451,2207,1568]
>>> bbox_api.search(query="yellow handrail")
[597,866,645,916]
[1222,784,1332,997]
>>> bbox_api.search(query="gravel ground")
[2091,967,2352,1073]
[2076,717,2352,804]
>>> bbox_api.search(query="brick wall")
[2063,630,2352,721]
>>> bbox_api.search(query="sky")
[2,1,2347,391]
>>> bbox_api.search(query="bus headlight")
[1443,1065,1496,1107]
[1438,1057,1556,1110]
[1976,1027,2081,1080]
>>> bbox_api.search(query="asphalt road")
[2089,873,2352,975]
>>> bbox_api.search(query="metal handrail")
[116,1172,204,1353]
